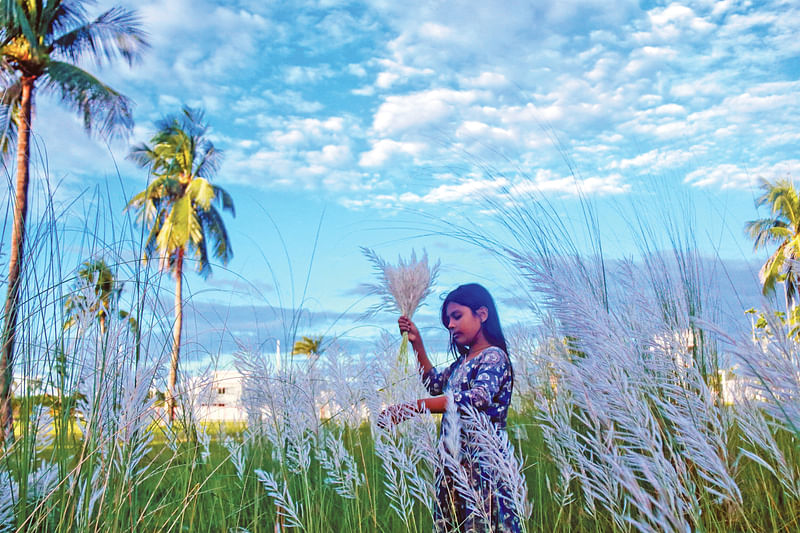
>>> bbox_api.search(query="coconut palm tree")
[127,107,234,421]
[292,335,325,370]
[746,177,800,313]
[0,0,147,440]
[63,258,135,336]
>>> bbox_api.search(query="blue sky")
[5,0,799,361]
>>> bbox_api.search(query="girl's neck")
[466,339,492,358]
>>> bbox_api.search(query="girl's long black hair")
[441,283,509,361]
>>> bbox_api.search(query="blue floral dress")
[422,346,520,533]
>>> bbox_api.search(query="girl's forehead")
[445,302,470,315]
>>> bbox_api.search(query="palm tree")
[0,0,147,440]
[127,107,234,421]
[292,335,325,370]
[746,177,800,313]
[63,258,135,336]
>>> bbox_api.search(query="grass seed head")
[361,247,440,319]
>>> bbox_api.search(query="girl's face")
[444,302,487,348]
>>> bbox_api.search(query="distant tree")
[746,177,800,313]
[64,259,136,336]
[127,107,234,421]
[0,0,148,441]
[292,335,325,368]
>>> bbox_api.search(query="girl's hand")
[377,402,418,429]
[398,315,420,344]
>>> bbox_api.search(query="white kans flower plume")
[361,247,440,319]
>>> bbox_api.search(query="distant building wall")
[196,370,247,423]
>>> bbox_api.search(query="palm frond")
[758,178,800,222]
[48,0,89,37]
[126,141,157,168]
[211,184,235,216]
[141,210,164,260]
[156,195,202,254]
[759,246,787,296]
[0,2,38,55]
[198,206,232,265]
[192,228,212,278]
[0,80,20,157]
[42,60,133,139]
[292,336,324,356]
[52,5,147,67]
[745,217,790,250]
[193,143,222,179]
[186,177,215,211]
[0,74,21,105]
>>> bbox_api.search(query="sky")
[3,0,799,364]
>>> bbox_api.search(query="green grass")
[4,406,798,532]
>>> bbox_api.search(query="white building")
[195,370,247,423]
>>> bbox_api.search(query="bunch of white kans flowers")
[361,247,440,367]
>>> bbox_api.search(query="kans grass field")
[2,1,800,532]
[2,182,800,533]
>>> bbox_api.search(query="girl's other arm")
[417,396,447,414]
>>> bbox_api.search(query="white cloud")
[372,88,484,135]
[307,144,352,167]
[373,58,435,89]
[636,3,715,42]
[419,22,455,40]
[459,72,509,89]
[411,177,511,204]
[512,170,631,196]
[685,160,800,189]
[358,139,427,167]
[670,77,725,98]
[653,104,686,115]
[269,129,306,148]
[340,170,630,211]
[348,63,368,77]
[76,0,800,213]
[610,147,699,171]
[455,121,516,143]
[262,90,324,114]
[283,65,336,85]
[765,132,800,146]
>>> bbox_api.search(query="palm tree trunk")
[0,76,34,443]
[166,248,184,422]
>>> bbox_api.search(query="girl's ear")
[477,306,489,323]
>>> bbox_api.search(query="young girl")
[382,283,520,532]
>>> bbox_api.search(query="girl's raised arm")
[398,315,433,374]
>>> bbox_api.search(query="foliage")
[126,106,234,277]
[746,177,800,311]
[292,335,324,357]
[0,0,147,440]
[63,259,136,334]
[0,0,147,140]
[126,105,234,422]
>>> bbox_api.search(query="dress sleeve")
[452,348,509,410]
[421,359,459,396]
